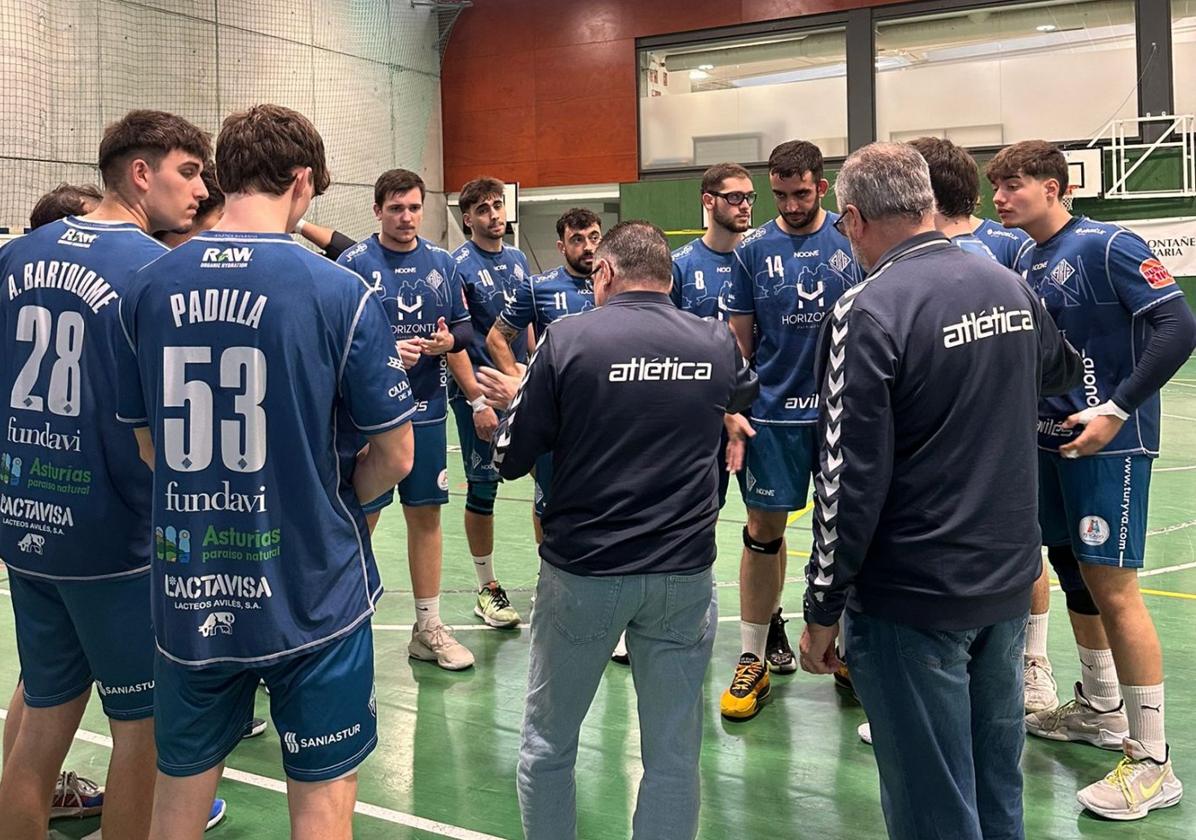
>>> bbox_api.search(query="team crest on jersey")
[1079,515,1110,546]
[1138,258,1175,289]
[513,263,525,280]
[1048,259,1075,285]
[829,249,852,273]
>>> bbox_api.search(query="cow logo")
[283,731,299,754]
[1079,515,1110,546]
[1138,258,1175,289]
[198,611,236,637]
[17,533,44,554]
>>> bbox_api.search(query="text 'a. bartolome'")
[170,288,268,330]
[6,260,120,313]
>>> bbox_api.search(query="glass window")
[1176,1,1196,118]
[876,0,1137,146]
[638,28,848,172]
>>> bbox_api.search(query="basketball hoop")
[1061,185,1077,213]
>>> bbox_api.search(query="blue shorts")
[736,423,817,511]
[533,453,553,518]
[7,571,154,720]
[154,621,377,782]
[450,395,500,484]
[1038,450,1152,569]
[362,421,449,512]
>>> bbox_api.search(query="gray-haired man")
[797,143,1082,840]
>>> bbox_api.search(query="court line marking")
[1157,464,1196,472]
[0,708,507,840]
[1139,588,1196,601]
[787,502,815,526]
[1162,413,1196,422]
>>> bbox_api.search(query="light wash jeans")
[517,560,717,840]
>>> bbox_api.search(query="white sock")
[1122,683,1167,762]
[741,620,769,662]
[414,596,441,632]
[473,553,495,588]
[1025,612,1050,659]
[1078,645,1122,710]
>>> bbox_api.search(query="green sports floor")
[3,362,1195,839]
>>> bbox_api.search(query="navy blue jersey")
[950,232,998,261]
[1026,217,1185,455]
[116,232,416,666]
[0,218,163,580]
[451,241,530,369]
[497,265,594,334]
[338,236,468,425]
[974,218,1033,272]
[724,216,861,424]
[670,238,734,319]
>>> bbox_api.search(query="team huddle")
[0,101,1192,840]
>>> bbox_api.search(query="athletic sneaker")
[475,582,521,628]
[242,717,267,739]
[82,798,226,838]
[1025,682,1128,750]
[720,653,771,720]
[858,722,873,745]
[1024,654,1059,714]
[50,771,103,819]
[1077,739,1183,820]
[765,608,797,674]
[833,658,855,695]
[409,623,475,670]
[611,631,630,665]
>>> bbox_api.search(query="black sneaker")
[241,717,267,739]
[765,608,797,674]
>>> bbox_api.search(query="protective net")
[0,0,445,238]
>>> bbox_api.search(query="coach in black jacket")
[798,143,1081,840]
[494,220,756,840]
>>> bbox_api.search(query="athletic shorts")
[533,453,553,518]
[154,621,377,782]
[450,395,500,484]
[8,570,154,720]
[1038,450,1152,569]
[736,423,817,512]
[362,420,449,512]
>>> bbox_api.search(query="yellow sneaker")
[720,653,771,720]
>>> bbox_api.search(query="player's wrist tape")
[293,218,307,235]
[469,395,489,413]
[1074,400,1130,424]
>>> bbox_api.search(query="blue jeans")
[847,609,1028,840]
[518,561,716,840]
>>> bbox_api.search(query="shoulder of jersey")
[533,266,561,284]
[740,225,770,247]
[341,240,370,262]
[422,239,454,260]
[1070,219,1121,240]
[980,224,1027,243]
[452,243,473,264]
[672,242,694,261]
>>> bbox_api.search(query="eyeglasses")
[832,206,865,237]
[707,190,757,206]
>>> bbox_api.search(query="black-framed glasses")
[707,190,757,206]
[833,206,865,237]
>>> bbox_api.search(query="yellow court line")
[787,550,811,558]
[787,501,815,525]
[663,229,706,236]
[1050,578,1196,602]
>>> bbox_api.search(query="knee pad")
[1047,544,1100,615]
[742,526,783,555]
[465,481,498,516]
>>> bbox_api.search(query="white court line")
[1147,518,1196,538]
[1157,464,1196,472]
[1162,413,1196,422]
[0,707,506,840]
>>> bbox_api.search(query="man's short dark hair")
[196,164,224,221]
[701,162,752,196]
[29,183,103,229]
[595,220,671,287]
[986,140,1069,192]
[768,140,824,182]
[907,137,980,219]
[375,169,426,206]
[97,110,211,190]
[217,104,330,198]
[555,207,601,240]
[459,176,505,215]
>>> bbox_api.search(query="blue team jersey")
[973,218,1033,272]
[451,240,530,369]
[338,236,468,425]
[670,238,734,319]
[497,264,594,334]
[116,231,415,666]
[1026,217,1184,456]
[724,215,861,424]
[0,218,162,580]
[951,232,998,261]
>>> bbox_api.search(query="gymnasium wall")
[0,0,445,242]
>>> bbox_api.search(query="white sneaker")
[858,722,872,745]
[1077,739,1183,820]
[1025,682,1128,750]
[1024,654,1059,714]
[50,771,103,819]
[611,631,629,665]
[409,623,475,671]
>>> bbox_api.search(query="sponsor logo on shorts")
[368,685,377,718]
[198,611,236,637]
[388,380,412,401]
[437,469,449,492]
[17,532,44,554]
[95,680,154,697]
[1079,515,1110,546]
[283,723,363,755]
[1037,418,1075,438]
[1118,457,1133,555]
